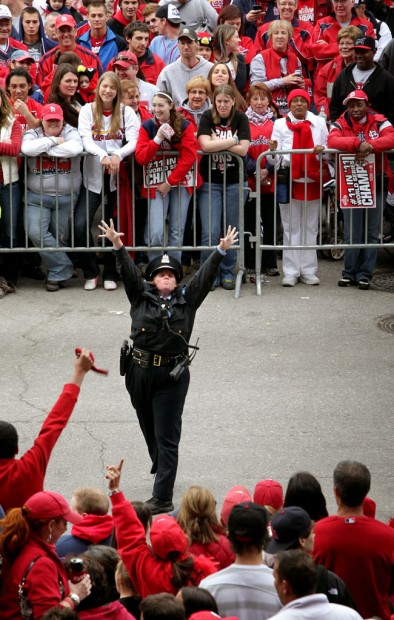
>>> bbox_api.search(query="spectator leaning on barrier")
[328,89,394,289]
[135,90,200,264]
[21,102,83,292]
[197,83,250,291]
[0,349,93,512]
[75,71,140,292]
[0,87,22,286]
[156,27,214,108]
[268,88,329,288]
[330,34,394,125]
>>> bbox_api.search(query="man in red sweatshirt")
[0,349,93,513]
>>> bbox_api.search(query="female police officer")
[99,219,238,514]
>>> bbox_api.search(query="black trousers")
[125,362,190,501]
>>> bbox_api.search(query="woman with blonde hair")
[177,486,234,569]
[212,24,247,94]
[75,71,140,291]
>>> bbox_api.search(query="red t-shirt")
[314,514,394,620]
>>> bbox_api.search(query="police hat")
[145,254,183,283]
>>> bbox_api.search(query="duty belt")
[132,348,181,368]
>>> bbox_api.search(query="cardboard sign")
[338,153,376,209]
[144,156,196,188]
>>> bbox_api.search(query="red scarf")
[261,47,299,80]
[286,118,320,181]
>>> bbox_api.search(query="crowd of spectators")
[1,0,394,296]
[0,352,393,618]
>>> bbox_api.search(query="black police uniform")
[115,246,223,507]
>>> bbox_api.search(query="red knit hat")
[253,479,283,510]
[288,88,311,107]
[150,515,188,559]
[221,485,252,527]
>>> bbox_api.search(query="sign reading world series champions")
[338,154,376,209]
[144,156,196,188]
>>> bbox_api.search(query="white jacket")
[22,124,83,196]
[0,119,19,185]
[269,594,363,620]
[78,103,140,194]
[267,111,329,182]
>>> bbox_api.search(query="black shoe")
[338,276,354,287]
[357,278,370,290]
[46,280,60,292]
[265,268,280,277]
[144,497,174,515]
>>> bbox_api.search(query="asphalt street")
[1,250,393,523]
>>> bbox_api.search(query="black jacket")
[115,247,222,355]
[329,62,394,125]
[316,565,358,610]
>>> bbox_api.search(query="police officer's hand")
[106,459,124,491]
[219,226,238,251]
[98,219,124,250]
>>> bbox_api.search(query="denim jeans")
[74,178,117,280]
[146,186,190,263]
[0,181,21,281]
[342,192,381,281]
[27,191,76,282]
[0,181,20,248]
[198,181,247,281]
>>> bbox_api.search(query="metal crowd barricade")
[0,151,246,298]
[251,148,394,296]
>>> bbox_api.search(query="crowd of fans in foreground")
[0,349,393,619]
[1,0,394,298]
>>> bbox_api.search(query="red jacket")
[311,13,374,68]
[189,535,234,570]
[313,54,346,117]
[239,36,256,64]
[254,18,313,69]
[135,118,201,197]
[327,109,394,175]
[247,118,275,194]
[111,492,217,598]
[139,51,165,86]
[0,384,80,512]
[78,601,135,619]
[37,43,103,86]
[0,535,69,619]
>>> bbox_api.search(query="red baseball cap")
[55,14,77,29]
[150,514,188,559]
[221,485,252,527]
[253,479,283,510]
[42,103,64,121]
[343,89,369,105]
[113,51,138,68]
[24,491,82,524]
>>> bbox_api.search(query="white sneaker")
[282,275,297,287]
[300,274,320,286]
[84,277,98,291]
[104,280,117,291]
